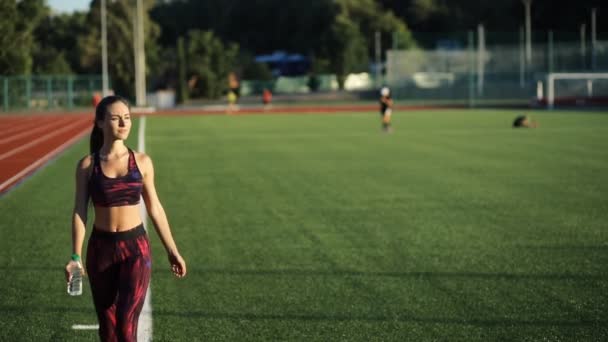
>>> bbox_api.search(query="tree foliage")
[326,12,369,87]
[7,0,603,99]
[239,53,273,81]
[1,0,418,94]
[77,0,161,99]
[324,0,416,87]
[151,0,415,89]
[32,12,89,74]
[182,30,239,99]
[379,0,608,32]
[0,0,47,75]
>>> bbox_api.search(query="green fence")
[0,75,105,111]
[388,30,608,106]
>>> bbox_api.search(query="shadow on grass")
[518,244,608,251]
[150,309,606,327]
[4,266,597,280]
[0,305,90,314]
[1,265,605,281]
[176,268,608,281]
[0,304,605,328]
[0,266,62,272]
[0,305,605,330]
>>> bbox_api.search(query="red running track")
[0,114,92,195]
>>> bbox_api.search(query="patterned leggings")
[86,224,151,342]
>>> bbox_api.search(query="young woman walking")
[65,95,187,341]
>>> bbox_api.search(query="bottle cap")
[71,254,81,262]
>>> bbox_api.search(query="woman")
[227,72,240,113]
[65,95,187,342]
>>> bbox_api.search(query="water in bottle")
[67,255,83,296]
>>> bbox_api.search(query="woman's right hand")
[64,260,84,282]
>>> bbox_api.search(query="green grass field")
[1,109,607,341]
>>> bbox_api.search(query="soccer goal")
[545,73,608,109]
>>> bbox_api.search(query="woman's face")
[99,101,131,141]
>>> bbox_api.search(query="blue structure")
[255,51,311,77]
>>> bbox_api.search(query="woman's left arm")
[140,153,187,278]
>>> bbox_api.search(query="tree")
[150,0,336,55]
[32,12,89,74]
[177,37,188,103]
[78,0,160,99]
[320,0,416,88]
[151,0,416,90]
[333,0,416,52]
[325,13,369,88]
[240,57,273,81]
[183,30,239,99]
[0,0,47,75]
[380,0,608,32]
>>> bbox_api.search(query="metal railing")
[0,75,105,111]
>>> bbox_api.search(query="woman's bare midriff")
[93,204,143,232]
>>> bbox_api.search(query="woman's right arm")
[66,156,92,280]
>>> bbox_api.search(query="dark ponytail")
[89,125,103,154]
[90,95,131,154]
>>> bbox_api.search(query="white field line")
[71,324,100,330]
[0,116,73,144]
[0,125,90,193]
[137,115,153,342]
[0,118,89,161]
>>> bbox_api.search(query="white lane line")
[0,114,39,130]
[0,116,43,136]
[0,125,91,193]
[0,118,89,161]
[0,116,73,144]
[72,324,100,330]
[137,115,153,342]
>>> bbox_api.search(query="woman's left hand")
[167,251,187,278]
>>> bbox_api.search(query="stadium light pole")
[591,8,597,70]
[519,26,525,87]
[477,24,485,96]
[548,31,554,73]
[522,0,532,66]
[375,31,381,87]
[580,23,586,69]
[133,0,147,107]
[467,31,475,107]
[101,0,110,96]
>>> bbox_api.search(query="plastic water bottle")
[67,254,83,296]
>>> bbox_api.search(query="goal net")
[544,73,608,109]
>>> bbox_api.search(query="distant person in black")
[379,87,393,133]
[513,114,538,128]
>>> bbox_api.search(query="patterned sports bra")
[89,148,143,207]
